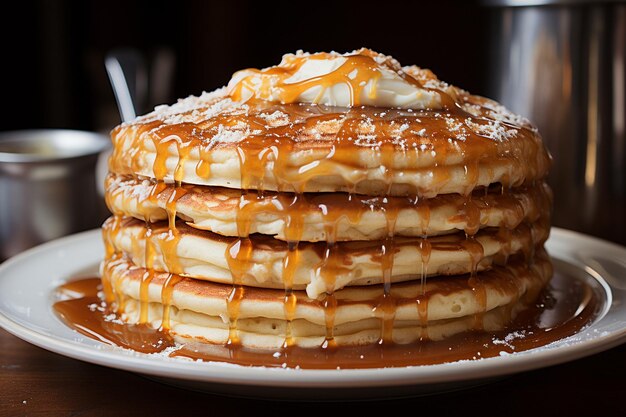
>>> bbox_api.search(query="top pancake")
[108,66,551,197]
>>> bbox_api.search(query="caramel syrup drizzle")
[105,126,196,334]
[224,236,251,345]
[139,221,155,324]
[376,140,400,343]
[100,214,120,304]
[318,225,340,348]
[281,195,307,348]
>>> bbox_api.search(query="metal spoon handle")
[104,49,147,123]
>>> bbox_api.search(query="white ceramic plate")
[0,227,625,400]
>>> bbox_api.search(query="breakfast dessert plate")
[0,227,625,400]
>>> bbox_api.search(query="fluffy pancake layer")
[105,173,552,242]
[108,81,551,197]
[102,216,549,299]
[102,251,552,348]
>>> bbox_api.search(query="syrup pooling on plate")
[54,277,175,354]
[52,268,600,368]
[95,48,556,364]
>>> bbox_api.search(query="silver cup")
[0,129,111,260]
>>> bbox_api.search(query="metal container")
[0,129,111,260]
[485,0,626,244]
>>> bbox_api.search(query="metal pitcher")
[485,0,626,244]
[0,129,110,260]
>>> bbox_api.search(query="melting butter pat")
[226,48,443,110]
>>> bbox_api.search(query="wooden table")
[1,327,624,416]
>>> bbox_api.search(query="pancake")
[102,251,552,348]
[91,49,556,361]
[102,216,549,298]
[105,173,552,242]
[107,67,551,198]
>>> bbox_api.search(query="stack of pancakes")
[102,49,552,350]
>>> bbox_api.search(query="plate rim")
[1,227,626,389]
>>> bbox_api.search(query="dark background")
[1,0,491,134]
[0,2,625,415]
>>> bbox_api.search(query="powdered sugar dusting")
[258,110,290,126]
[465,118,519,142]
[133,87,241,126]
[213,124,247,143]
